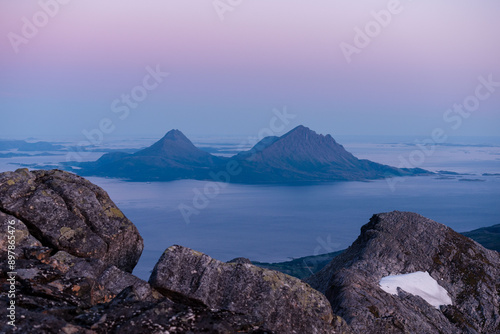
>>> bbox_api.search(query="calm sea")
[1,136,499,280]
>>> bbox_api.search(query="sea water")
[1,136,499,280]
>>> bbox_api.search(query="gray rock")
[227,257,252,264]
[75,289,276,334]
[0,211,41,261]
[0,169,278,333]
[0,169,143,272]
[306,211,500,334]
[149,245,337,334]
[0,307,95,334]
[97,265,160,302]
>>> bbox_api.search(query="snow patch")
[379,271,452,309]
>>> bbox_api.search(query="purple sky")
[1,0,499,139]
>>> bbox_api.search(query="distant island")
[0,139,64,152]
[75,125,431,183]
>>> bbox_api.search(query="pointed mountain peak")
[134,129,212,162]
[281,125,337,144]
[285,125,314,136]
[161,129,190,142]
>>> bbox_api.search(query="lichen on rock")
[0,169,143,272]
[149,244,337,333]
[306,211,500,334]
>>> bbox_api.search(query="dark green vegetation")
[463,224,500,252]
[253,251,344,279]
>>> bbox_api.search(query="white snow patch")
[379,271,452,309]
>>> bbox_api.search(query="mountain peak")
[292,125,311,132]
[232,125,360,178]
[134,129,211,162]
[284,125,314,137]
[281,125,336,144]
[270,126,344,159]
[161,129,189,142]
[82,126,429,183]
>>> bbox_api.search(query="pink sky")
[1,0,499,137]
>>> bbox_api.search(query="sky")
[0,0,499,140]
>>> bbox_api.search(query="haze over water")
[2,135,497,280]
[115,175,499,280]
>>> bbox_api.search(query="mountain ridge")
[243,125,357,165]
[229,125,430,183]
[77,126,432,183]
[83,129,223,181]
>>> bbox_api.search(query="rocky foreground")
[0,169,498,333]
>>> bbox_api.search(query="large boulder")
[0,169,276,333]
[149,245,339,334]
[0,169,143,272]
[0,169,150,332]
[306,211,500,334]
